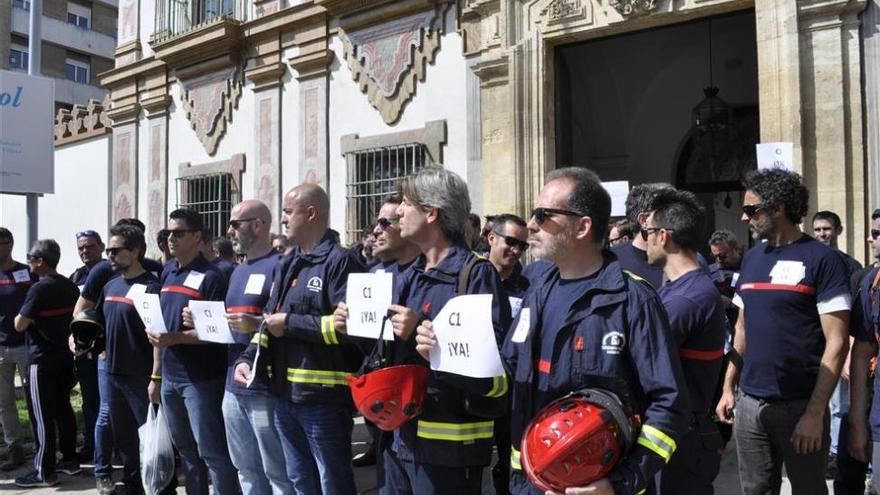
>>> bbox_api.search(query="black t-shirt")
[611,242,664,289]
[19,275,80,364]
[0,262,36,348]
[101,272,162,377]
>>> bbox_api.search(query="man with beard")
[221,200,293,494]
[93,225,161,494]
[501,167,688,495]
[716,169,851,495]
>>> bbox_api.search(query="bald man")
[221,200,293,494]
[235,185,365,494]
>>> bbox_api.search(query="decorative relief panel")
[147,121,167,254]
[112,126,138,224]
[254,94,281,218]
[541,0,587,24]
[340,4,448,124]
[609,0,659,17]
[178,67,243,155]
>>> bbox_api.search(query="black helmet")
[70,310,104,354]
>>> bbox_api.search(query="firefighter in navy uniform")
[501,168,690,495]
[235,183,365,495]
[381,167,512,494]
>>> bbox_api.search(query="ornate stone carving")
[178,67,242,155]
[609,0,658,17]
[541,0,587,24]
[340,5,447,124]
[54,97,113,146]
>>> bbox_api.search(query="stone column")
[863,0,880,212]
[796,0,867,260]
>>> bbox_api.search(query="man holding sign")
[389,167,512,494]
[502,167,689,495]
[150,209,238,495]
[95,224,161,494]
[220,199,293,495]
[235,184,365,495]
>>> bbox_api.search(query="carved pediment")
[54,96,113,146]
[609,0,659,17]
[340,4,448,124]
[178,67,243,155]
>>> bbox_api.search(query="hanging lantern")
[692,87,733,134]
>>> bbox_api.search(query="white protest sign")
[429,294,504,378]
[189,301,235,344]
[345,272,394,341]
[601,181,629,217]
[129,293,166,333]
[756,142,794,171]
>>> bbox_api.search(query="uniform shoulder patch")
[622,269,647,284]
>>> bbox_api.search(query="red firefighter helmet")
[346,365,429,432]
[521,388,639,492]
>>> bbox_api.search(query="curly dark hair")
[741,169,809,224]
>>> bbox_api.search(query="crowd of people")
[0,165,874,495]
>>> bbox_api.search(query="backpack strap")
[457,252,487,295]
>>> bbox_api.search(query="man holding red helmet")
[503,167,690,495]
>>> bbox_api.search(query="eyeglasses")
[375,217,400,230]
[228,218,258,229]
[105,247,131,257]
[76,230,99,239]
[26,254,41,262]
[871,229,880,240]
[640,227,674,242]
[713,253,728,261]
[167,229,198,238]
[742,204,765,218]
[494,232,528,251]
[531,207,584,225]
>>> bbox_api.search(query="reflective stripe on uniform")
[636,424,676,462]
[320,315,339,345]
[510,446,522,470]
[484,374,508,398]
[286,368,349,386]
[250,332,269,348]
[416,420,494,442]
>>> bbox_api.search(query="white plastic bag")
[139,403,175,495]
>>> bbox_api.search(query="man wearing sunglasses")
[716,169,851,495]
[503,167,688,495]
[487,213,530,302]
[0,228,35,471]
[94,224,162,494]
[235,184,365,495]
[149,209,239,495]
[643,189,727,494]
[611,183,672,289]
[14,239,80,487]
[216,200,294,495]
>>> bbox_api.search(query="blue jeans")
[76,353,101,453]
[161,378,240,495]
[98,369,150,483]
[221,391,294,495]
[381,448,483,495]
[274,399,356,495]
[93,358,115,477]
[829,377,849,455]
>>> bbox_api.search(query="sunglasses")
[76,230,99,239]
[872,229,880,240]
[105,247,132,257]
[167,229,198,238]
[494,232,528,251]
[742,204,765,218]
[26,254,41,262]
[228,218,258,229]
[531,207,584,225]
[376,217,400,230]
[640,227,674,242]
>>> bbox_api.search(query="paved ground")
[0,421,835,494]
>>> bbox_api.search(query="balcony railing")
[152,0,248,43]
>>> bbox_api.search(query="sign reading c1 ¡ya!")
[0,70,55,194]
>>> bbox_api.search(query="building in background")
[0,0,116,111]
[1,0,878,275]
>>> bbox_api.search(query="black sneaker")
[96,475,115,495]
[57,459,82,476]
[15,470,58,487]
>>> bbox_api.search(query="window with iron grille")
[345,143,427,241]
[176,172,238,238]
